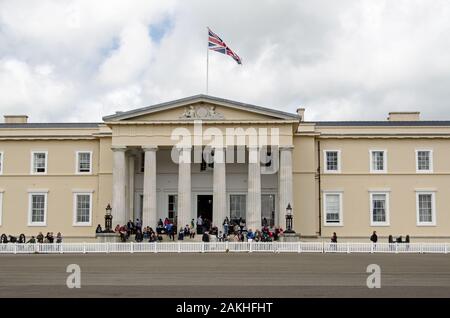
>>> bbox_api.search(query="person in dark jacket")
[95,224,103,233]
[331,232,337,243]
[370,231,378,243]
[202,231,210,242]
[36,232,44,243]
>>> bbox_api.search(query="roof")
[102,94,299,121]
[312,121,450,127]
[0,123,100,129]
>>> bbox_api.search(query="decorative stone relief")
[180,105,224,119]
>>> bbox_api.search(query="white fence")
[0,242,449,254]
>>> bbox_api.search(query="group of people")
[0,232,63,244]
[330,231,411,244]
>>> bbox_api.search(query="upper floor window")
[0,152,3,175]
[323,192,343,226]
[76,151,92,174]
[31,151,47,174]
[370,192,390,226]
[416,149,433,173]
[324,150,341,173]
[416,191,436,226]
[370,150,387,173]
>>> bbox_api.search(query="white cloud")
[0,0,450,122]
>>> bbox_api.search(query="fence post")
[178,242,181,253]
[322,241,325,253]
[130,242,134,254]
[395,242,398,254]
[202,242,205,253]
[14,243,17,254]
[249,242,253,253]
[154,242,157,253]
[370,243,374,254]
[106,242,110,254]
[297,242,301,254]
[83,242,86,254]
[226,241,229,252]
[347,242,350,254]
[420,243,423,254]
[60,243,64,254]
[445,244,448,255]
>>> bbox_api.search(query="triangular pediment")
[102,95,298,122]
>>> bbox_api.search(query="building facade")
[0,95,449,241]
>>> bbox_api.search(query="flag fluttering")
[208,27,242,65]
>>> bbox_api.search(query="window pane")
[419,194,433,223]
[78,152,91,172]
[34,153,46,173]
[325,194,340,223]
[76,194,91,223]
[261,194,275,227]
[31,194,45,223]
[230,195,246,222]
[168,195,178,221]
[417,151,430,171]
[372,194,386,222]
[326,152,338,171]
[372,151,384,171]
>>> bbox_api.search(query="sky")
[1,0,450,122]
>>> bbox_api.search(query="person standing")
[197,215,203,234]
[56,232,63,244]
[370,231,378,243]
[331,232,337,243]
[223,217,229,236]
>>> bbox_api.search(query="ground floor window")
[168,194,178,222]
[28,192,47,226]
[324,192,342,226]
[370,192,389,226]
[261,194,275,227]
[416,192,436,226]
[74,193,92,225]
[230,194,246,223]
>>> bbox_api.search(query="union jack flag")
[208,27,242,65]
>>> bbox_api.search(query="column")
[247,146,261,231]
[127,154,135,222]
[142,146,158,228]
[177,146,191,229]
[278,146,293,228]
[213,146,227,227]
[112,146,127,227]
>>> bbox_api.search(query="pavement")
[1,253,450,297]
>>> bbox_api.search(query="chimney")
[387,112,420,121]
[4,115,28,124]
[297,107,305,122]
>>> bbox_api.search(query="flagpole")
[206,27,209,95]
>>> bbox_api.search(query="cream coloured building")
[0,95,449,241]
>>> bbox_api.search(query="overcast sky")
[1,0,450,122]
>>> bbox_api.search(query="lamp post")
[104,204,113,233]
[285,203,295,233]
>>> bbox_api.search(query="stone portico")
[105,95,298,230]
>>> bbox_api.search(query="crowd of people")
[0,232,63,244]
[106,215,286,243]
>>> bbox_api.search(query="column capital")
[142,145,158,152]
[111,146,127,152]
[279,145,294,151]
[176,145,192,151]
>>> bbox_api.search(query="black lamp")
[104,204,113,233]
[285,203,295,233]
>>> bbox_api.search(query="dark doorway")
[197,195,213,232]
